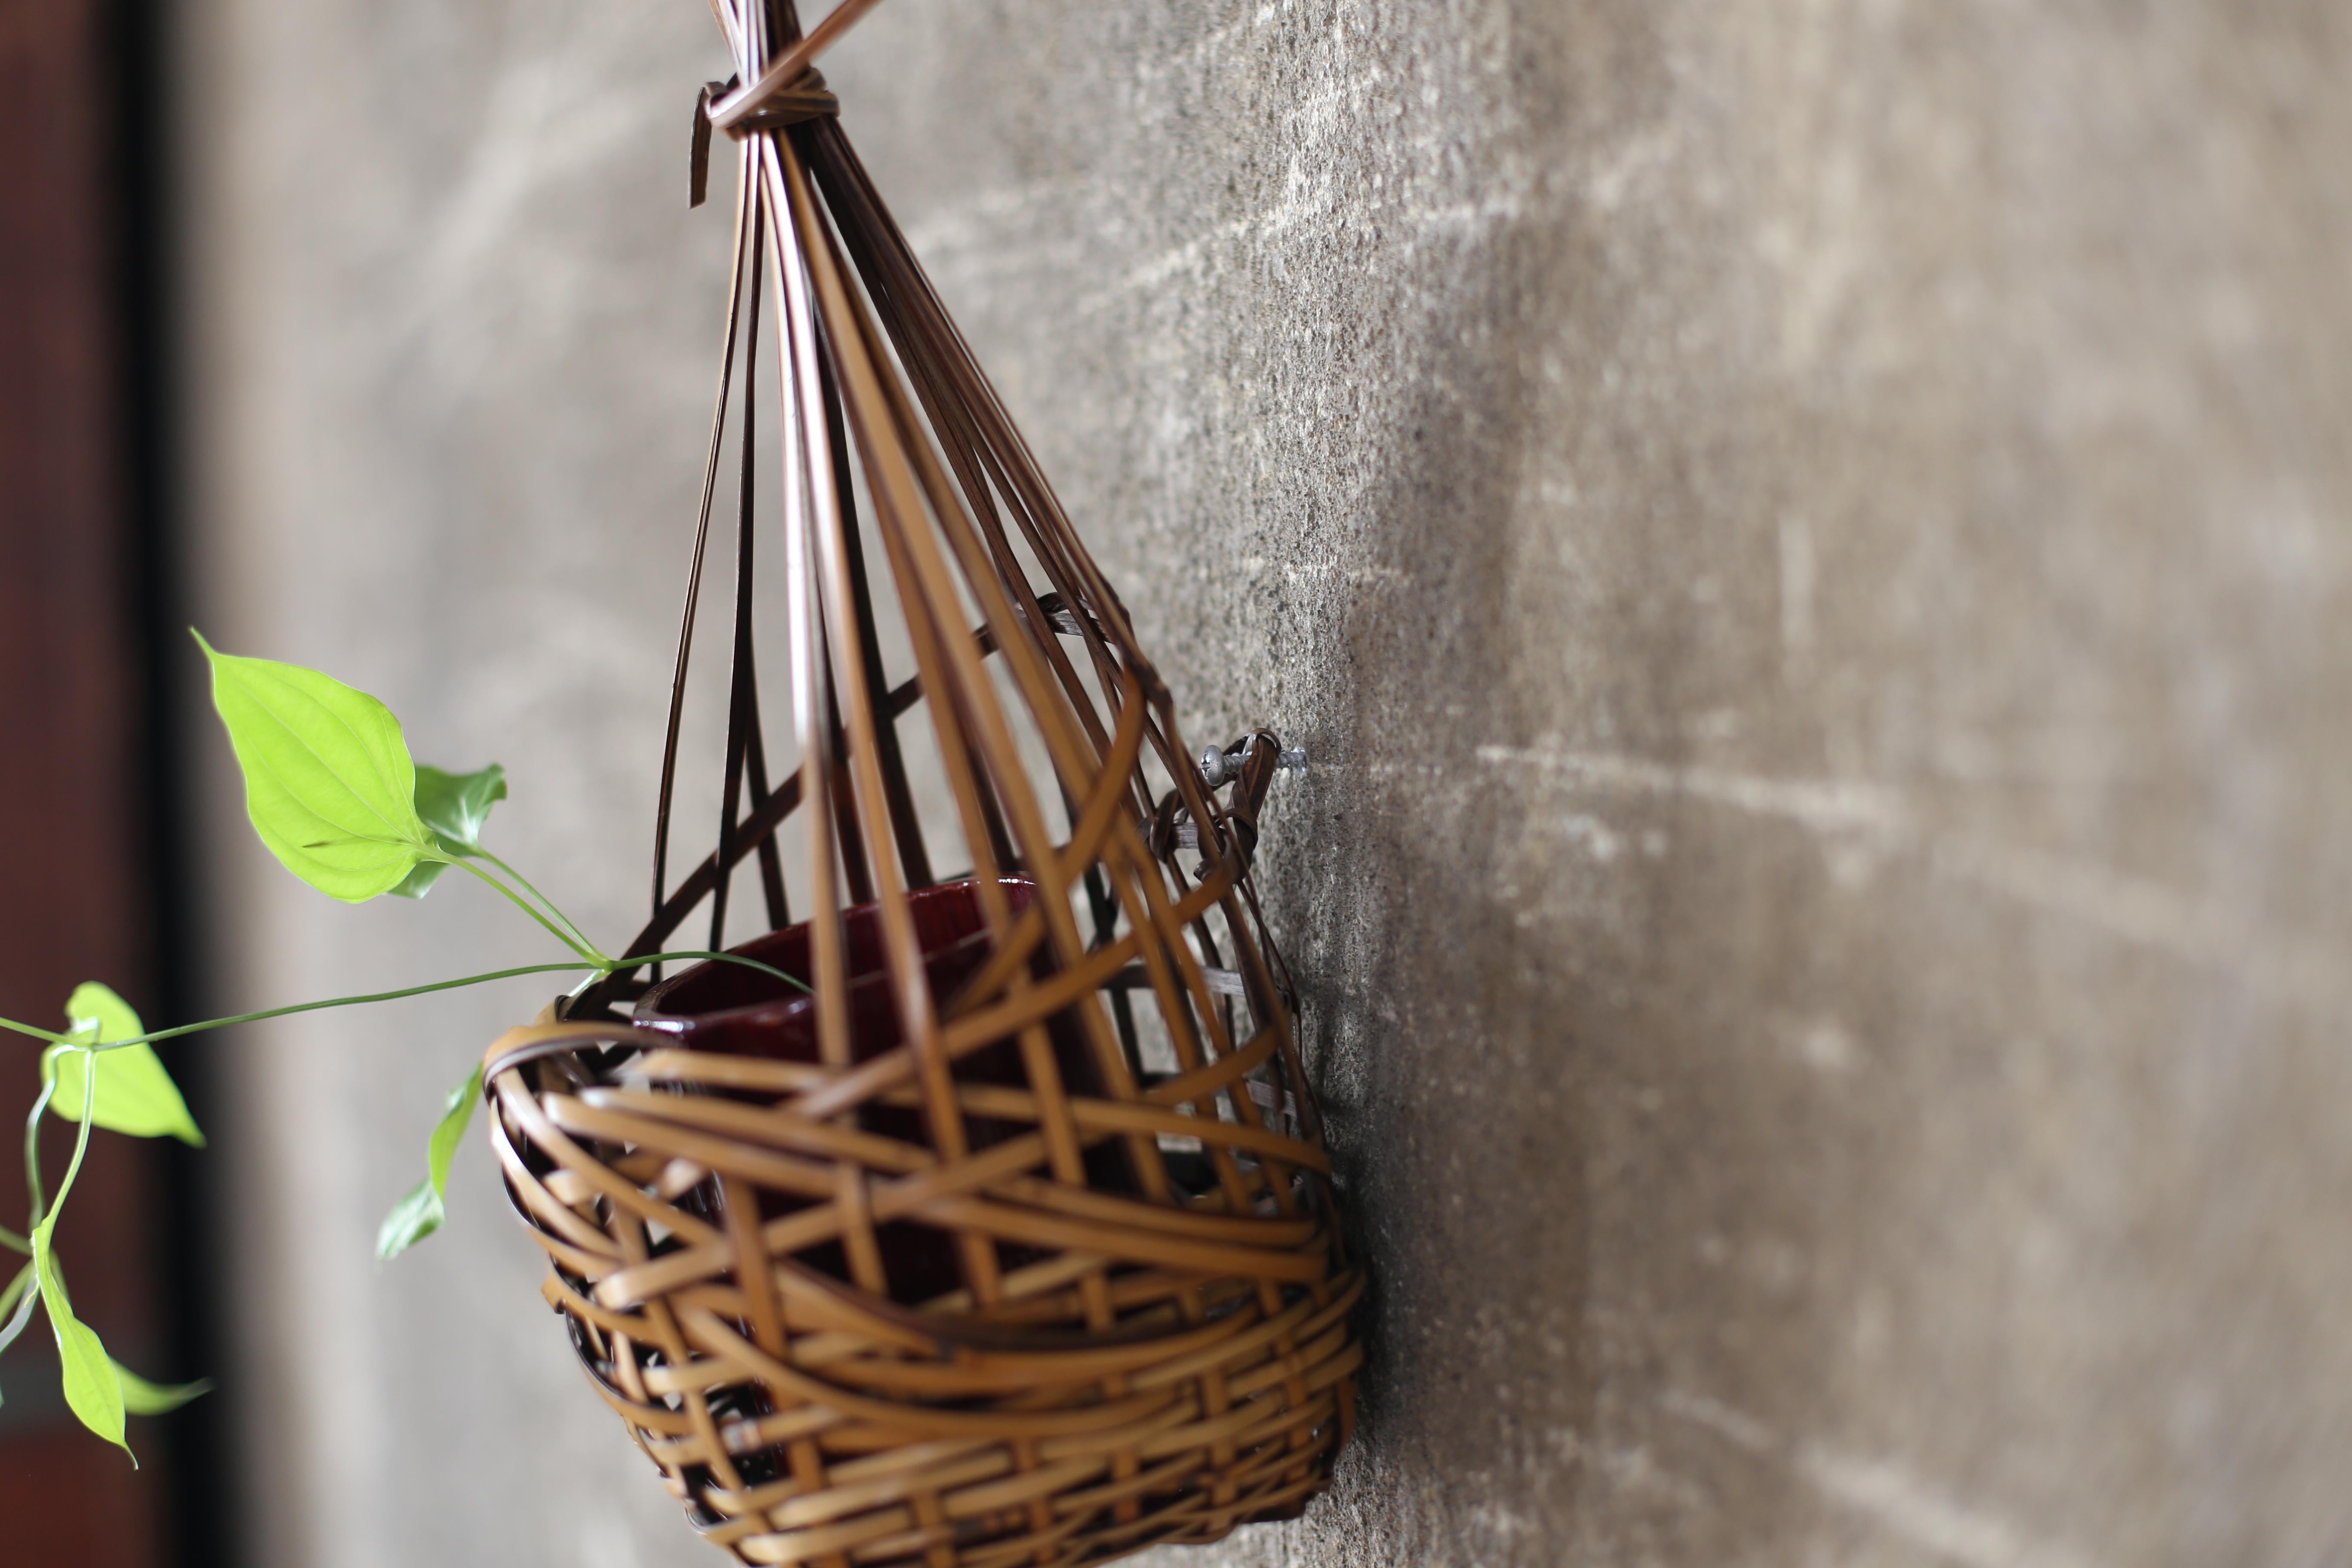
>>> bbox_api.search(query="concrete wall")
[180,2,2352,1565]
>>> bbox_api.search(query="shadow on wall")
[1277,213,1625,1560]
[1314,270,1605,1560]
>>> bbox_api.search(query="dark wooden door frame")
[1,0,223,1560]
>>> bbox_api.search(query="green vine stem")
[22,1075,56,1228]
[444,857,611,967]
[0,948,807,1058]
[0,1261,30,1323]
[467,846,602,959]
[0,1259,34,1356]
[44,1056,98,1230]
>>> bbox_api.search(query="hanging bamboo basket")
[478,3,1359,1564]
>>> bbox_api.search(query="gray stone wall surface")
[178,1,2352,1565]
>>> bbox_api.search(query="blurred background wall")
[141,0,2352,1565]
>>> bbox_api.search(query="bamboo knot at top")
[689,0,887,205]
[714,68,839,135]
[689,68,837,208]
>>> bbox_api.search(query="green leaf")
[114,1361,212,1416]
[387,763,507,899]
[32,1221,128,1458]
[385,861,448,899]
[376,1061,484,1260]
[374,1176,445,1258]
[60,981,141,1046]
[425,1061,484,1193]
[195,631,437,903]
[415,763,507,849]
[43,984,204,1146]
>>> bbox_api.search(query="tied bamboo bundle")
[479,3,1360,1564]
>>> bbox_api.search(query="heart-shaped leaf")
[376,1061,484,1259]
[388,763,507,899]
[33,1222,128,1458]
[196,631,436,903]
[44,983,204,1146]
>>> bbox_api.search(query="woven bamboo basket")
[480,4,1359,1563]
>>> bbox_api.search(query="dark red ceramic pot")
[631,874,1133,1303]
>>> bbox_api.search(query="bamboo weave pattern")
[484,3,1359,1563]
